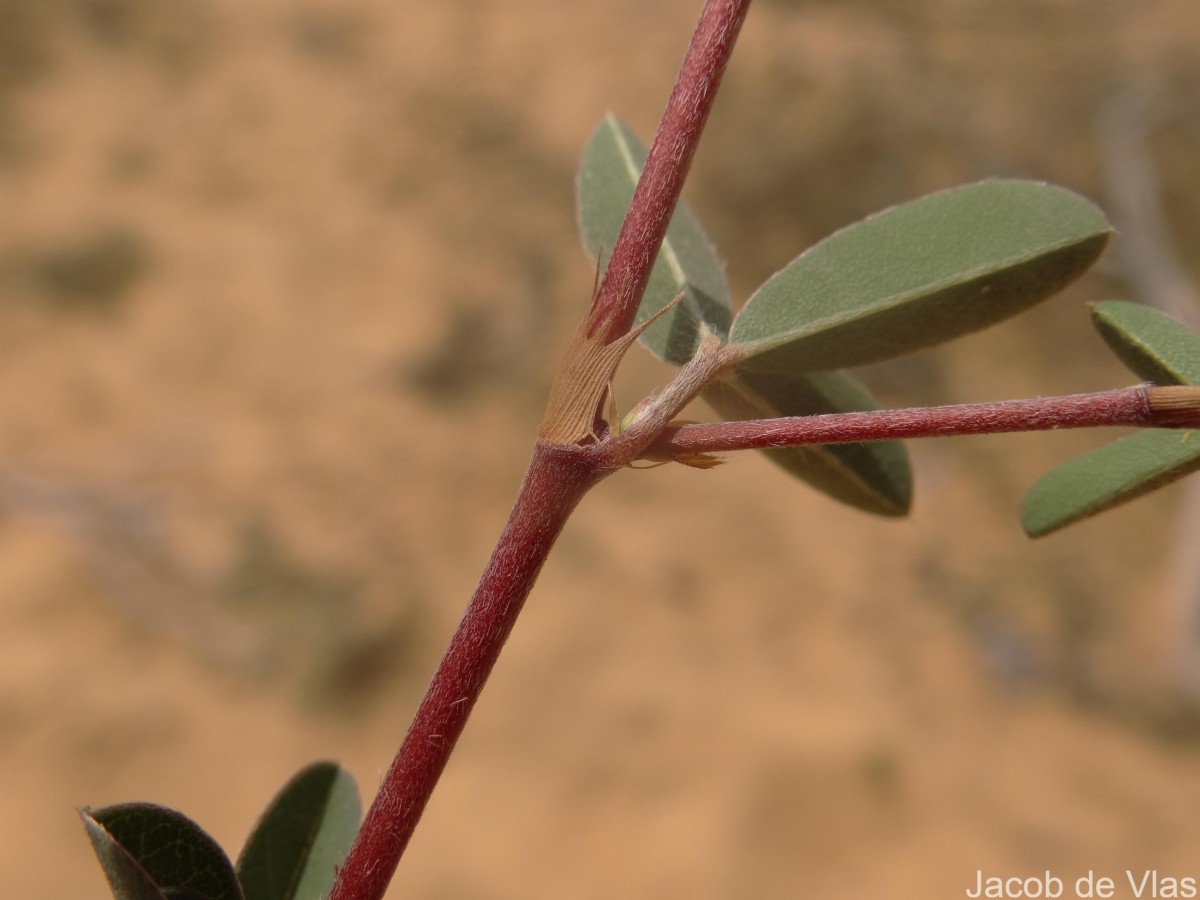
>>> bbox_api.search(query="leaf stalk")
[642,385,1200,461]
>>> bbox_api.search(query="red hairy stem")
[642,386,1200,460]
[332,4,753,897]
[328,345,736,900]
[590,0,750,341]
[329,445,608,900]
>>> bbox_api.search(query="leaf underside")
[703,369,912,516]
[1021,429,1200,536]
[577,114,731,364]
[1091,300,1200,385]
[237,762,362,900]
[730,179,1112,373]
[84,804,243,900]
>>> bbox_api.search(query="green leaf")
[84,804,243,900]
[237,762,361,900]
[1091,300,1200,385]
[1022,301,1200,535]
[703,368,912,516]
[83,812,171,900]
[577,113,731,364]
[730,180,1111,373]
[1021,428,1200,537]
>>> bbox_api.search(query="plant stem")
[329,444,607,900]
[641,385,1200,460]
[329,3,753,897]
[590,0,750,342]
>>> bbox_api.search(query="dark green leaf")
[730,180,1111,373]
[1091,300,1200,385]
[577,113,731,364]
[703,368,912,516]
[1021,428,1200,537]
[237,762,361,900]
[84,804,242,900]
[82,812,171,900]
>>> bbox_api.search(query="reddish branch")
[589,0,749,342]
[329,446,605,900]
[325,0,1200,897]
[328,2,752,898]
[331,382,1197,900]
[642,385,1200,461]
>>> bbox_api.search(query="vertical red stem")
[329,445,604,900]
[591,0,751,341]
[330,3,753,896]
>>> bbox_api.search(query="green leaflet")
[576,114,731,364]
[82,814,171,900]
[1022,301,1200,536]
[1091,300,1200,385]
[703,369,912,516]
[1021,428,1200,537]
[84,804,243,900]
[730,180,1111,373]
[237,762,361,900]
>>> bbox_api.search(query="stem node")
[1147,385,1200,428]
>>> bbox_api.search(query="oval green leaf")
[577,113,731,364]
[730,180,1111,373]
[237,762,361,900]
[703,368,911,516]
[1091,300,1200,385]
[84,803,243,900]
[1021,428,1200,537]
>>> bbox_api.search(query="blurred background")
[3,0,1200,897]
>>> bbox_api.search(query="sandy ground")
[4,0,1200,897]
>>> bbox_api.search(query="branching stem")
[322,0,1195,897]
[328,3,752,898]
